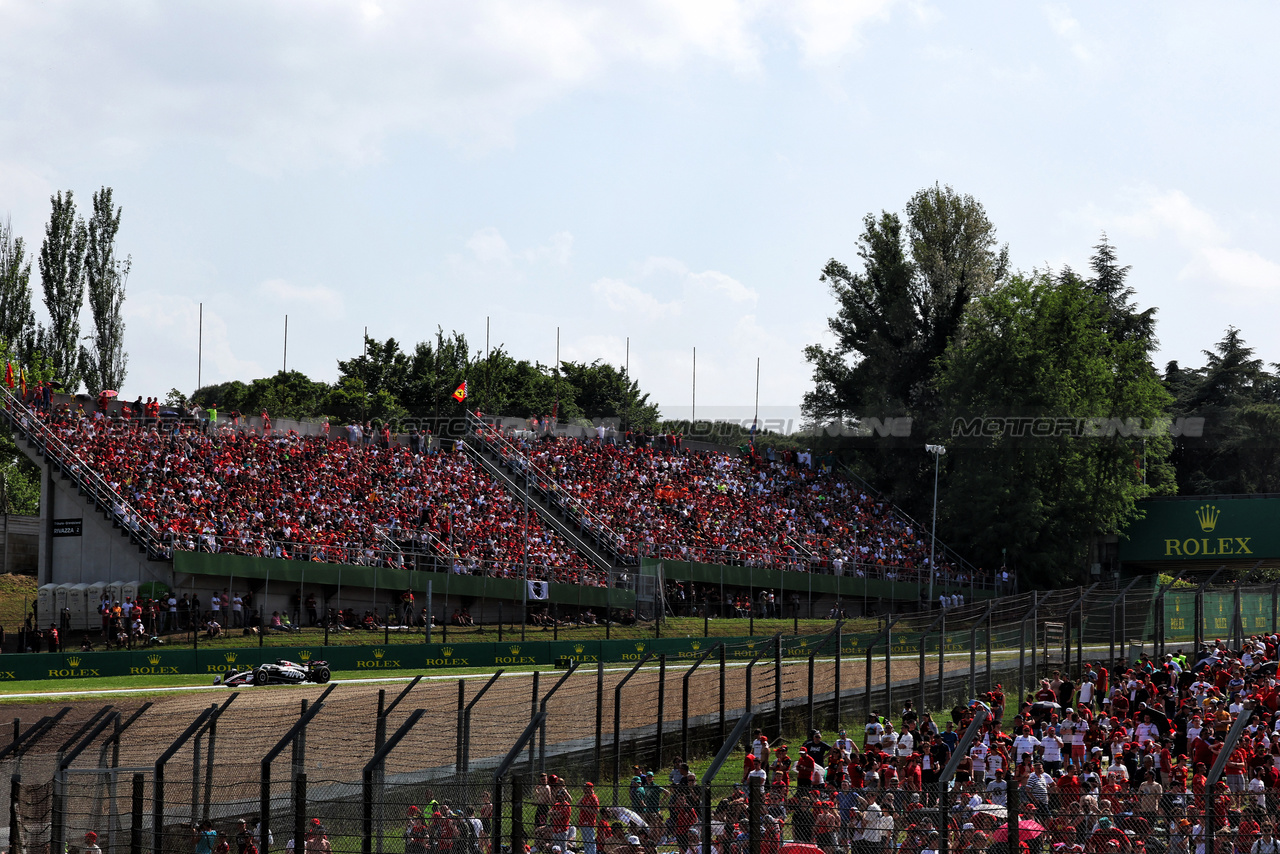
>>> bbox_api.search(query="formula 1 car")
[214,659,331,686]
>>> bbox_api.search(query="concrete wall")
[1,514,39,575]
[12,433,172,587]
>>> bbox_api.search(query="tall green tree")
[802,184,1008,505]
[0,215,36,361]
[37,191,88,391]
[803,184,1008,421]
[80,187,130,394]
[936,267,1173,587]
[1165,327,1280,494]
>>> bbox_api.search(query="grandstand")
[1,383,990,631]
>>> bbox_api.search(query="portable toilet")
[106,581,124,607]
[37,583,57,626]
[86,582,107,617]
[68,584,91,630]
[122,580,141,606]
[54,585,71,629]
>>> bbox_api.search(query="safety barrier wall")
[0,627,986,682]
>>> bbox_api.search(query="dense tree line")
[189,329,661,431]
[803,184,1270,588]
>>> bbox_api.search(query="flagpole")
[283,315,288,374]
[197,302,203,392]
[747,358,757,427]
[692,347,696,426]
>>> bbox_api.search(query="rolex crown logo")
[441,647,453,656]
[635,643,645,652]
[147,654,162,665]
[509,646,521,655]
[299,650,311,661]
[798,640,808,647]
[374,648,386,659]
[224,652,238,663]
[67,656,82,667]
[573,644,584,654]
[1196,504,1220,532]
[691,641,701,650]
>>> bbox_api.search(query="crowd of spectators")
[447,637,1280,854]
[479,429,982,587]
[16,400,599,583]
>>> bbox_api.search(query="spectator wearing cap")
[83,831,103,854]
[577,783,600,854]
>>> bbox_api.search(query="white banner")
[527,580,549,600]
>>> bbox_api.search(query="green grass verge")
[0,572,37,631]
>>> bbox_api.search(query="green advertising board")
[1121,497,1280,562]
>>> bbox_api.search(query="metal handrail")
[467,413,629,553]
[1,387,167,556]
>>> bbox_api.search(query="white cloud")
[123,294,261,393]
[260,278,345,318]
[465,228,574,268]
[0,2,895,173]
[1108,189,1280,298]
[591,277,682,320]
[784,0,898,64]
[465,228,514,266]
[1043,3,1096,64]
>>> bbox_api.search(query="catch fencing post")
[1109,578,1141,670]
[130,773,143,854]
[719,644,727,743]
[937,609,946,712]
[917,612,945,717]
[864,615,903,723]
[700,712,755,854]
[595,662,604,781]
[613,655,653,794]
[462,671,504,773]
[1017,593,1041,704]
[260,684,335,854]
[538,663,579,771]
[455,680,466,775]
[361,709,427,854]
[774,634,783,737]
[528,672,539,776]
[154,706,215,854]
[834,625,843,726]
[935,702,991,854]
[491,711,547,854]
[682,645,716,762]
[970,601,995,700]
[1194,567,1225,652]
[1205,705,1252,854]
[656,656,666,769]
[294,772,307,854]
[743,646,769,747]
[10,774,20,854]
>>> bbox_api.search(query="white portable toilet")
[107,581,125,606]
[54,584,71,629]
[122,580,141,605]
[68,584,91,630]
[86,582,107,618]
[37,583,57,626]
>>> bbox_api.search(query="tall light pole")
[925,444,946,608]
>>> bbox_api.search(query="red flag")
[452,381,468,403]
[3,362,12,389]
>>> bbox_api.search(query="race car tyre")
[312,665,331,684]
[254,667,270,686]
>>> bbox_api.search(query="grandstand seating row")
[11,393,979,589]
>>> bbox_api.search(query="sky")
[2,1,1278,430]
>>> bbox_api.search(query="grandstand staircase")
[457,435,623,577]
[0,389,169,562]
